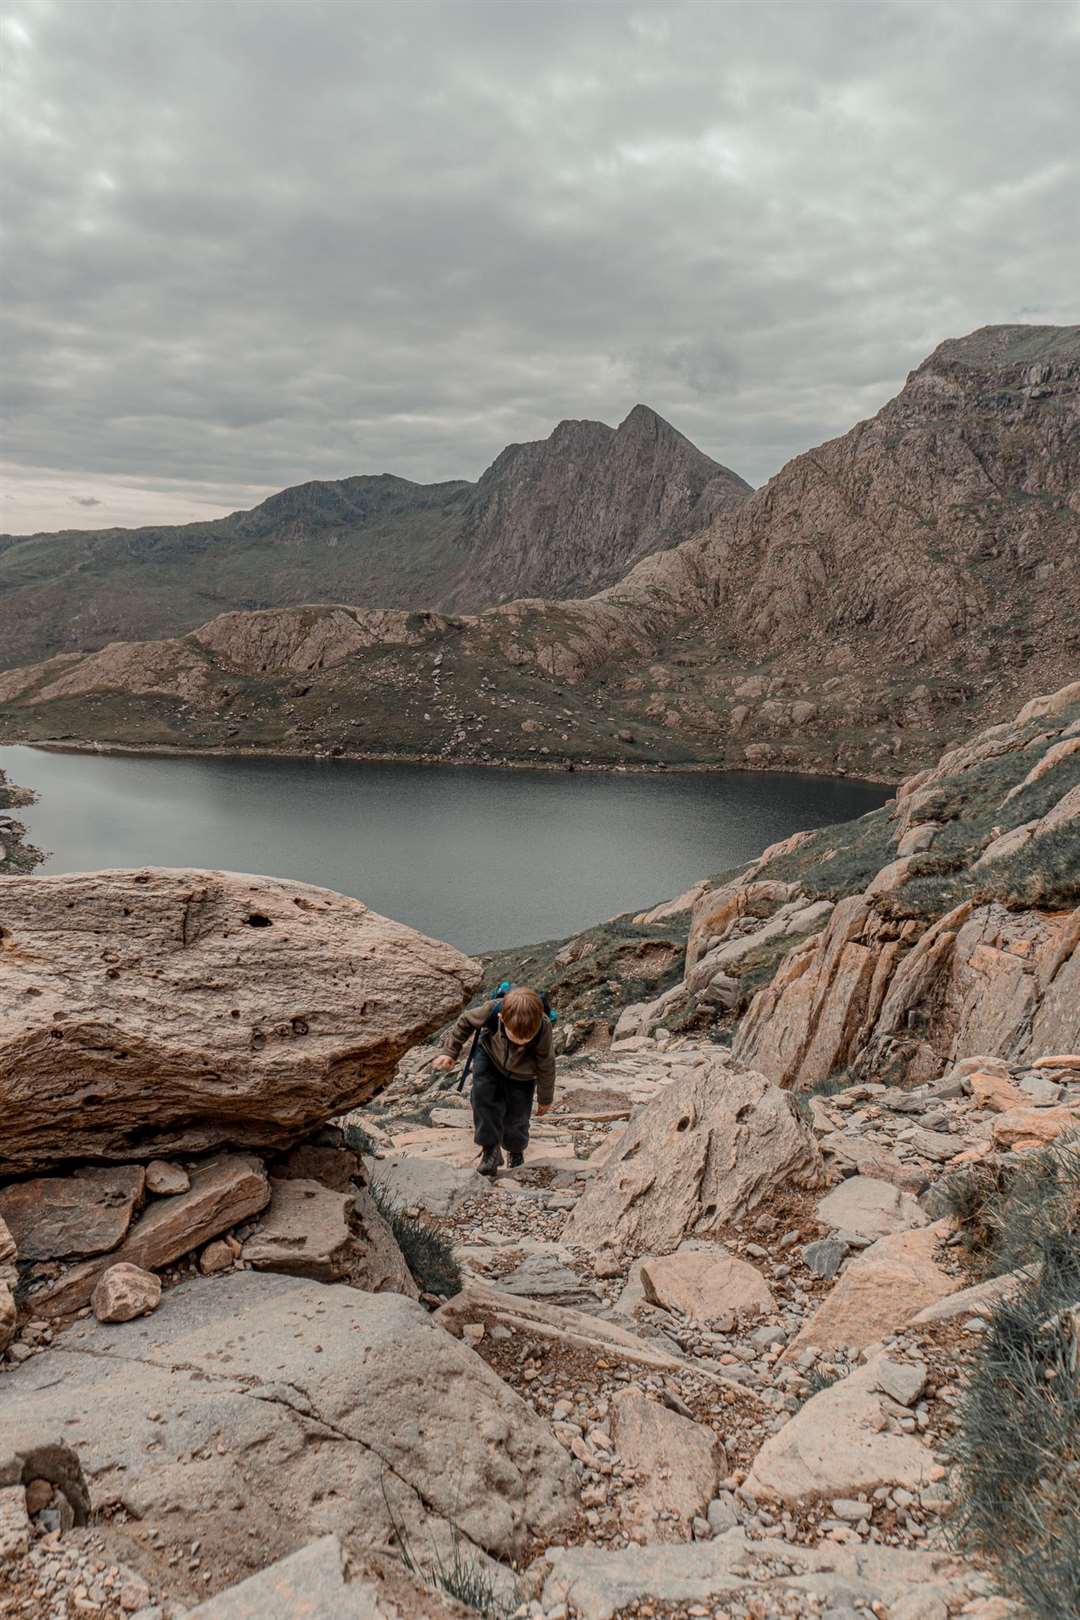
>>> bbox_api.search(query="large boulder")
[0,868,480,1174]
[563,1057,826,1257]
[0,1271,577,1592]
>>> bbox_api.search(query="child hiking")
[432,986,555,1178]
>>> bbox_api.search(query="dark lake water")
[0,746,891,954]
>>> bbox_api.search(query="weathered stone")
[348,1187,419,1299]
[91,1263,161,1324]
[180,1536,386,1620]
[0,1484,30,1562]
[199,1239,235,1275]
[0,1271,577,1576]
[0,1284,14,1354]
[992,1104,1080,1150]
[746,1356,934,1503]
[33,1152,270,1315]
[145,1161,190,1197]
[610,1390,724,1541]
[785,1221,956,1357]
[910,1269,1025,1324]
[968,1070,1027,1112]
[366,1153,487,1218]
[874,1359,927,1407]
[1018,1073,1064,1106]
[270,1140,361,1193]
[0,868,480,1174]
[815,1176,928,1241]
[242,1178,354,1282]
[0,1217,15,1267]
[0,1166,145,1261]
[818,1133,930,1193]
[564,1057,825,1257]
[497,1254,602,1310]
[536,1529,970,1620]
[706,1494,739,1534]
[640,1249,775,1320]
[803,1236,848,1279]
[904,1126,961,1162]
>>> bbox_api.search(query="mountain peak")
[923,323,1080,373]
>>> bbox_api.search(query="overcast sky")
[2,0,1078,534]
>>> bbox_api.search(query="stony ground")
[338,1033,1080,1618]
[4,1026,1077,1618]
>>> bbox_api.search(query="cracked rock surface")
[0,1270,577,1601]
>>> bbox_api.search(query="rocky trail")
[2,684,1078,1620]
[4,1024,1077,1619]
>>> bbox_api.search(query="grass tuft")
[368,1180,462,1298]
[343,1121,378,1157]
[381,1477,522,1618]
[950,1134,1080,1619]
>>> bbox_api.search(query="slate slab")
[0,1166,145,1261]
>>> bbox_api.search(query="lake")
[0,746,892,954]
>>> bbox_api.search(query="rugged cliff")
[0,764,40,875]
[1,325,1074,780]
[0,405,748,670]
[577,680,1080,1090]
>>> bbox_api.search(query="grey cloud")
[1,0,1078,531]
[70,496,101,508]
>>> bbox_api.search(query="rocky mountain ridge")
[1,324,1075,781]
[0,405,749,671]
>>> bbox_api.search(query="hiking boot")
[478,1145,503,1178]
[507,1150,525,1169]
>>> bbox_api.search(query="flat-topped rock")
[0,868,479,1174]
[784,1221,957,1357]
[815,1175,928,1242]
[0,1271,577,1583]
[32,1152,270,1316]
[0,1166,145,1261]
[610,1389,724,1541]
[640,1249,775,1320]
[745,1356,935,1504]
[535,1529,976,1620]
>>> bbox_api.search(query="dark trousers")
[471,1047,535,1153]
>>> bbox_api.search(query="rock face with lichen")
[0,867,479,1175]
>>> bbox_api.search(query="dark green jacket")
[442,999,556,1105]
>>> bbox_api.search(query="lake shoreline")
[0,743,893,951]
[17,736,900,791]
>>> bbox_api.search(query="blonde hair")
[500,987,544,1041]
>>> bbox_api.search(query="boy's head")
[499,987,544,1045]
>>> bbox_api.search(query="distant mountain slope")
[1,325,1076,781]
[0,407,749,669]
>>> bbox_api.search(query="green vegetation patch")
[949,1135,1080,1620]
[367,1180,462,1299]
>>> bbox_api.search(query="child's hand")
[431,1054,454,1072]
[536,1102,552,1116]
